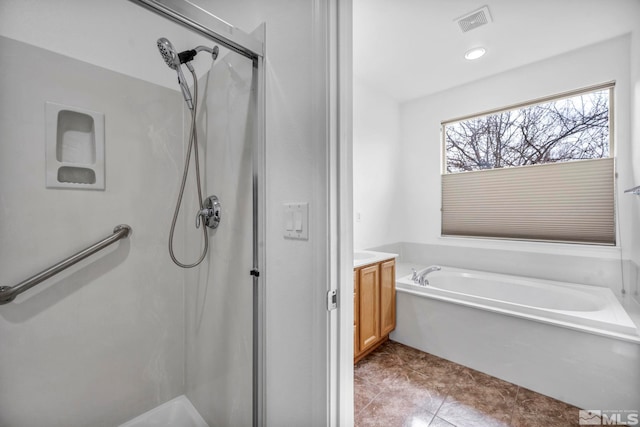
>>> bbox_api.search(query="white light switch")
[283,202,309,240]
[285,211,294,231]
[294,211,303,231]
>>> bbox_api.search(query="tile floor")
[354,340,587,427]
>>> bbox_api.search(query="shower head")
[157,37,179,70]
[157,37,193,109]
[157,38,220,110]
[157,38,220,68]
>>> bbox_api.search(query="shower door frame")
[127,1,266,426]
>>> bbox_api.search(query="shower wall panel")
[0,37,185,427]
[183,49,255,427]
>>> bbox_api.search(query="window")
[441,83,615,245]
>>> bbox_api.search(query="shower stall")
[0,1,265,426]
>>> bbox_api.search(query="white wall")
[0,36,185,427]
[353,77,401,250]
[398,35,636,260]
[0,0,212,90]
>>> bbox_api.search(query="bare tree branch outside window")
[445,90,610,173]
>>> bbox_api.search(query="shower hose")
[168,67,208,268]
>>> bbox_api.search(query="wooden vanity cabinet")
[354,258,396,363]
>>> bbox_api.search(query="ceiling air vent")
[456,6,492,33]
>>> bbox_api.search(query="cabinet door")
[354,271,359,356]
[358,264,380,354]
[380,259,396,337]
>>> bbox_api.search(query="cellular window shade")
[441,158,615,245]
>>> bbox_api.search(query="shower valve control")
[196,195,221,229]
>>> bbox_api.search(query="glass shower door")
[183,45,257,426]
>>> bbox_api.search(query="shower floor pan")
[119,395,208,427]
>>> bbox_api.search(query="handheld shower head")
[157,37,220,110]
[157,37,179,70]
[157,38,219,68]
[157,37,193,109]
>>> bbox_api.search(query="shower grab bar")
[0,224,132,305]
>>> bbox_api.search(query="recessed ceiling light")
[465,47,486,60]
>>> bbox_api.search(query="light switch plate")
[283,202,309,240]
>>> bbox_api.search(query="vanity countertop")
[353,250,399,269]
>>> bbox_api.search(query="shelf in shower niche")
[45,102,105,190]
[57,166,97,184]
[56,109,96,164]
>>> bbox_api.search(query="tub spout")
[411,266,441,286]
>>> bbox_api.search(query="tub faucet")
[411,266,441,286]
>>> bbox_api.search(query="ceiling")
[353,0,640,103]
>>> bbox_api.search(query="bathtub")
[393,265,640,411]
[396,266,638,340]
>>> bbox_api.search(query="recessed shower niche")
[45,102,105,190]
